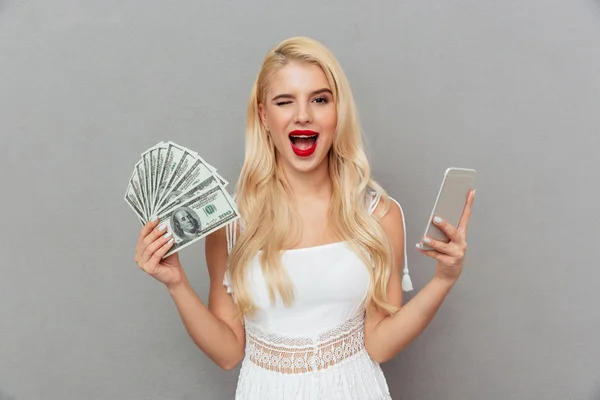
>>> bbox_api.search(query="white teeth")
[289,135,318,139]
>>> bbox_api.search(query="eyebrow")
[271,88,333,102]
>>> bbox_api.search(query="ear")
[258,102,268,129]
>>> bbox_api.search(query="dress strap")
[225,218,237,255]
[223,195,240,295]
[368,190,381,215]
[367,190,413,292]
[225,193,243,255]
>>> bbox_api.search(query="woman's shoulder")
[366,183,412,290]
[365,184,403,218]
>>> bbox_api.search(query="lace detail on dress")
[244,310,365,375]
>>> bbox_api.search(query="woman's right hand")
[134,217,186,289]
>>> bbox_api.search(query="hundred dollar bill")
[191,153,225,186]
[135,160,150,219]
[194,153,226,187]
[124,177,146,222]
[141,141,163,214]
[154,147,199,211]
[154,143,177,215]
[149,147,158,206]
[151,143,168,214]
[143,151,154,215]
[157,174,220,216]
[156,155,215,213]
[154,142,190,213]
[158,184,239,258]
[213,171,228,187]
[128,165,146,219]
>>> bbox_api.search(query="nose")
[294,102,312,125]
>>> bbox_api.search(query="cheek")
[321,111,338,139]
[327,116,338,133]
[268,106,292,126]
[268,113,293,139]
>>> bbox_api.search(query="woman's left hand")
[417,189,475,284]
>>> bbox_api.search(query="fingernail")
[434,217,443,224]
[158,222,167,231]
[167,238,173,245]
[151,215,158,222]
[423,237,431,244]
[164,231,172,239]
[473,189,476,197]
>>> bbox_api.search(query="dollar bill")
[194,153,226,187]
[156,155,215,213]
[129,165,146,219]
[158,184,239,258]
[143,151,153,214]
[157,175,220,216]
[214,171,228,187]
[149,147,158,205]
[152,143,168,214]
[154,143,177,215]
[155,148,206,212]
[135,160,150,218]
[154,142,189,213]
[140,141,163,215]
[124,173,146,222]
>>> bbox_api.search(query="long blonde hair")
[228,37,398,318]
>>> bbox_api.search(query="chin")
[283,151,329,174]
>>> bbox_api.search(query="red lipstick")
[289,130,319,157]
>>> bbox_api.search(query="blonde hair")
[228,36,398,318]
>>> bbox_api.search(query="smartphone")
[416,167,476,251]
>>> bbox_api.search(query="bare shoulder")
[373,194,405,247]
[364,191,406,332]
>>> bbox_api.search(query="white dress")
[223,191,412,400]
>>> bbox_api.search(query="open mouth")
[289,134,318,150]
[288,130,319,157]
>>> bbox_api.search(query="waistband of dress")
[243,310,366,374]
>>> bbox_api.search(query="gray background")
[1,0,599,399]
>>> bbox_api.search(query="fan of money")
[124,141,239,257]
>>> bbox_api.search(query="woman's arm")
[364,190,475,363]
[168,226,245,370]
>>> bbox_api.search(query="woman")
[134,36,475,399]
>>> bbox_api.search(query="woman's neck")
[280,159,332,200]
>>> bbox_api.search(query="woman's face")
[259,61,337,174]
